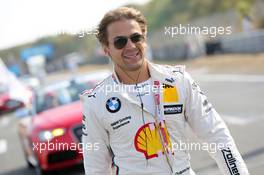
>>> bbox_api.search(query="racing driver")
[81,6,249,175]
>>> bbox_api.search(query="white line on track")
[193,74,264,83]
[0,139,7,154]
[221,114,262,125]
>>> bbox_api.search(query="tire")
[26,157,35,168]
[18,134,35,168]
[35,166,50,175]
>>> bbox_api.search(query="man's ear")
[103,45,110,57]
[142,26,147,37]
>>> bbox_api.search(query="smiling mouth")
[123,51,140,59]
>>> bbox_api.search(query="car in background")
[0,84,24,114]
[17,70,110,175]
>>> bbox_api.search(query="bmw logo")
[106,97,121,113]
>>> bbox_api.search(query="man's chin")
[123,58,144,71]
[125,63,142,71]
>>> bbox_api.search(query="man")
[82,7,249,175]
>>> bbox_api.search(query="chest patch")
[162,84,179,103]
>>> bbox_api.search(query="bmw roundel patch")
[106,97,121,113]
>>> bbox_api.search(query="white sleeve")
[184,72,249,175]
[82,95,113,175]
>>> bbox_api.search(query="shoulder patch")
[81,78,106,97]
[171,65,185,75]
[162,64,185,76]
[81,89,93,96]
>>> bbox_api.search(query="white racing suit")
[82,62,249,175]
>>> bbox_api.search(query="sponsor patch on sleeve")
[82,115,88,136]
[221,148,240,175]
[164,104,183,115]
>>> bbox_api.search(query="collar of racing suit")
[111,61,177,86]
[111,61,184,115]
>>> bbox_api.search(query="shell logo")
[134,121,173,159]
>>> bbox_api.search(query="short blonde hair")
[96,7,147,46]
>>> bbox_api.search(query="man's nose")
[125,38,136,49]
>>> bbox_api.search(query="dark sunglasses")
[112,33,144,49]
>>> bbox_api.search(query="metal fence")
[220,29,264,54]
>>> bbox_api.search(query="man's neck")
[115,61,150,85]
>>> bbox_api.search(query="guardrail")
[221,29,264,53]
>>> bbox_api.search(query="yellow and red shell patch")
[134,121,173,159]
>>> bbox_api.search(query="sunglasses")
[112,33,145,49]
